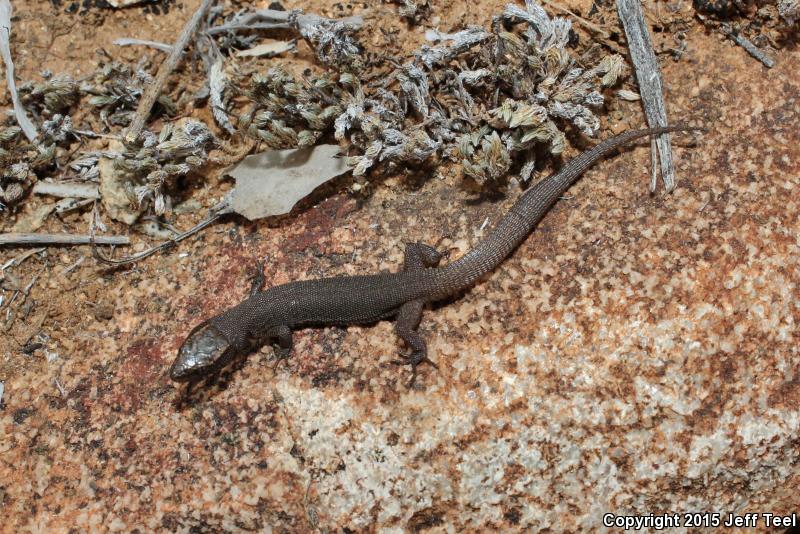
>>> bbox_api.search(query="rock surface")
[2,14,800,534]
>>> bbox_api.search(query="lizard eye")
[170,324,231,381]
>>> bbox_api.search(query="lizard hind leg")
[393,299,438,387]
[266,324,294,369]
[247,259,267,296]
[403,242,443,271]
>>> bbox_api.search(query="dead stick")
[124,0,215,144]
[32,181,100,199]
[0,233,130,246]
[616,0,678,192]
[721,24,775,68]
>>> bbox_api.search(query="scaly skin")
[170,125,702,386]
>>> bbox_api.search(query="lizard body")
[170,125,700,385]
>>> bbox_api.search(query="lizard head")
[170,321,237,382]
[170,293,279,383]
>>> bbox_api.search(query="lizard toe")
[392,351,438,387]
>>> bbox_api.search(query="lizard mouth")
[170,323,233,382]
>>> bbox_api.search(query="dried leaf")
[616,89,640,101]
[228,144,350,221]
[235,40,295,58]
[32,181,100,199]
[113,38,173,53]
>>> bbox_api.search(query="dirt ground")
[2,0,799,532]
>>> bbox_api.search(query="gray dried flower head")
[0,157,35,208]
[289,10,363,69]
[0,115,65,212]
[157,120,216,159]
[581,54,626,88]
[489,100,548,129]
[502,0,571,52]
[7,162,31,181]
[1,181,25,205]
[390,128,441,163]
[70,156,100,181]
[22,75,79,115]
[115,120,216,215]
[87,61,176,127]
[239,0,627,186]
[0,126,21,145]
[397,64,430,117]
[461,131,511,184]
[779,0,800,23]
[394,0,431,21]
[418,27,490,68]
[42,114,74,143]
[30,144,57,169]
[243,67,345,148]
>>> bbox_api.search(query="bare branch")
[0,233,130,246]
[92,201,230,266]
[721,24,775,68]
[617,0,678,192]
[113,38,174,53]
[124,0,215,144]
[32,182,100,199]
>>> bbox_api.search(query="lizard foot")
[247,260,266,296]
[392,351,438,387]
[269,346,293,370]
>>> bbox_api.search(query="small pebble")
[94,303,114,321]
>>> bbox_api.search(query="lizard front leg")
[393,242,443,386]
[247,260,266,296]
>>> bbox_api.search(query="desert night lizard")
[170,125,701,386]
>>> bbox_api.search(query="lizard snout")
[170,323,233,382]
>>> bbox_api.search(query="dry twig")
[0,233,129,246]
[720,24,775,68]
[32,181,100,199]
[616,0,679,192]
[124,0,216,143]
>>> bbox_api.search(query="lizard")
[169,125,701,386]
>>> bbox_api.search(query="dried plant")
[41,114,74,144]
[0,2,630,220]
[779,0,800,23]
[85,61,176,127]
[0,72,85,210]
[18,74,80,116]
[239,66,345,149]
[0,126,55,209]
[114,120,216,215]
[289,10,364,69]
[394,0,432,22]
[240,0,627,186]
